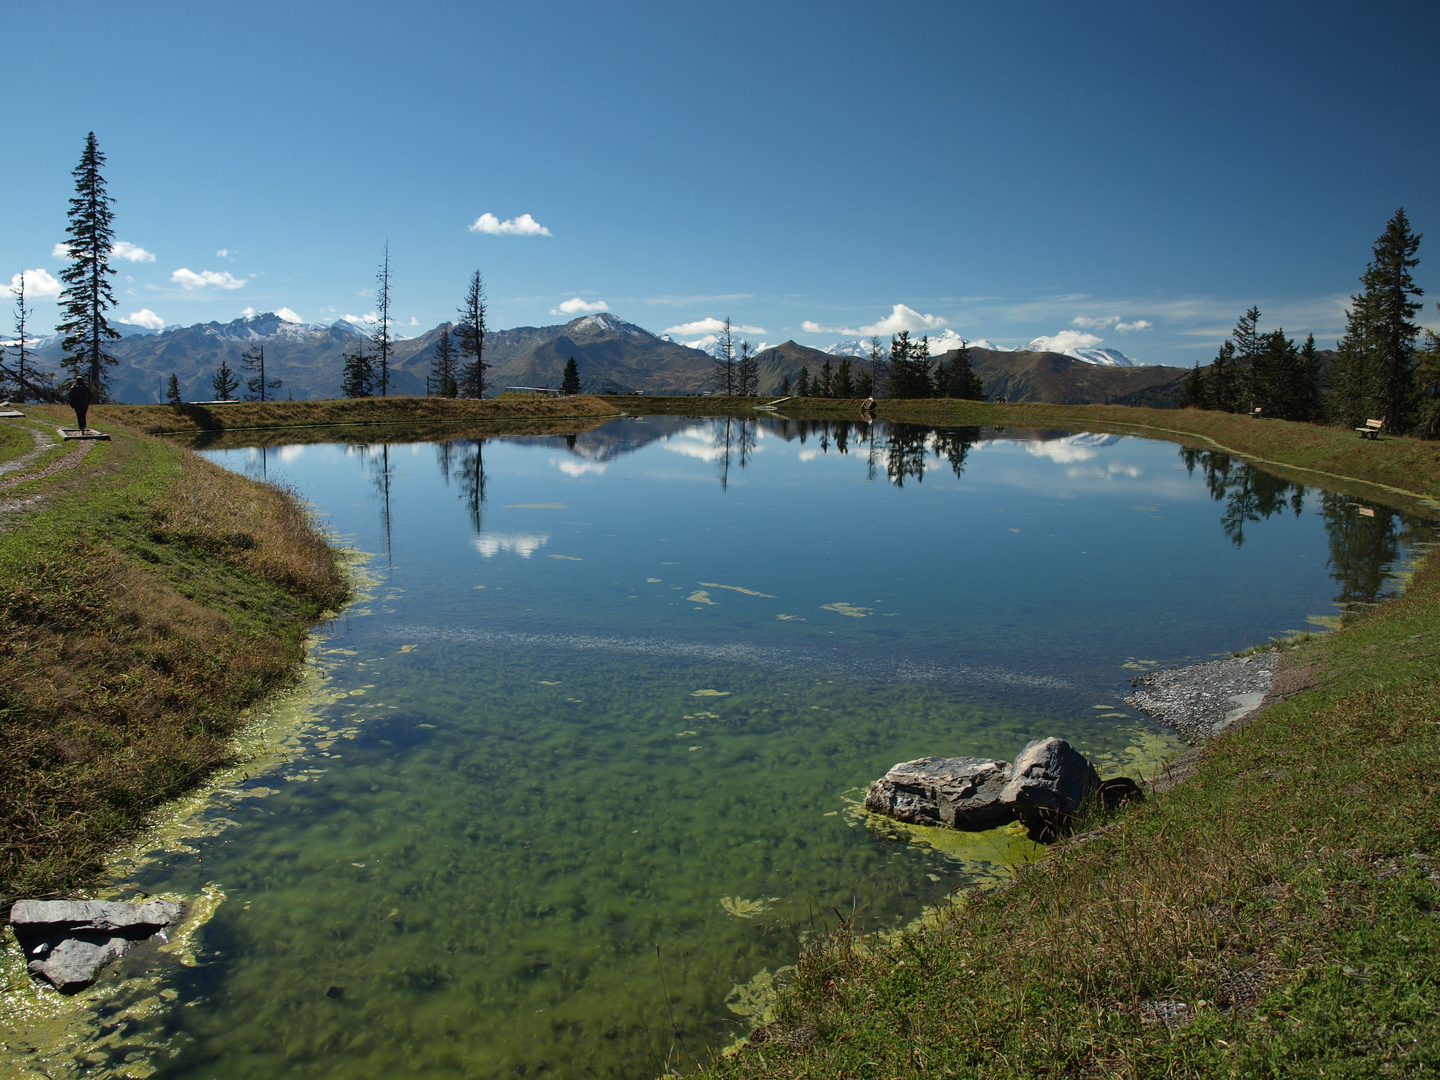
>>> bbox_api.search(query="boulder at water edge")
[10,899,182,991]
[863,756,1015,829]
[999,737,1102,820]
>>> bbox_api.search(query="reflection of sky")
[202,419,1414,688]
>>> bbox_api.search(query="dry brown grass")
[0,425,348,901]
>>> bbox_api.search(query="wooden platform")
[0,409,24,417]
[59,428,111,441]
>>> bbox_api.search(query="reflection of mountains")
[496,416,1116,468]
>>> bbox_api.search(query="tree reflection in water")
[1181,447,1434,612]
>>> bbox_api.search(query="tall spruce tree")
[430,325,457,396]
[713,318,736,395]
[6,272,45,402]
[373,243,393,397]
[1359,208,1423,433]
[868,335,889,397]
[1412,305,1440,439]
[796,366,810,397]
[834,358,854,398]
[57,132,120,397]
[341,343,375,398]
[1179,362,1206,409]
[561,356,581,395]
[166,373,182,405]
[737,340,759,396]
[456,271,488,398]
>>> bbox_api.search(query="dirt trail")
[0,422,96,523]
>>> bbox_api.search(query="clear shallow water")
[8,418,1432,1079]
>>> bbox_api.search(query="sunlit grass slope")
[699,403,1440,1078]
[0,406,348,900]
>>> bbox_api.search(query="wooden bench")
[1356,418,1383,440]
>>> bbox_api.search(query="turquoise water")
[8,418,1430,1079]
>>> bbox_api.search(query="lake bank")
[700,412,1440,1077]
[3,400,1436,1077]
[0,405,349,902]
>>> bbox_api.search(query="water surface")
[7,417,1430,1080]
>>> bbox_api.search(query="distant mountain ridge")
[21,310,1181,405]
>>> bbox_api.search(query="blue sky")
[5,0,1438,366]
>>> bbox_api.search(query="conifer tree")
[1359,208,1423,433]
[373,243,393,397]
[854,367,873,399]
[1208,340,1240,412]
[342,343,374,397]
[211,360,239,400]
[166,373,182,405]
[1178,362,1206,409]
[57,132,120,397]
[796,366,810,397]
[818,358,834,397]
[737,340,759,396]
[778,372,790,396]
[429,325,457,396]
[713,318,736,394]
[834,358,854,398]
[456,271,488,398]
[868,335,888,396]
[561,356,581,395]
[5,272,47,402]
[1412,306,1440,439]
[241,343,281,401]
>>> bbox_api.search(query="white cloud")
[0,268,62,299]
[216,248,233,258]
[240,306,257,317]
[344,311,380,325]
[408,316,419,326]
[119,308,165,330]
[1026,330,1104,353]
[551,297,610,316]
[663,317,767,336]
[804,304,948,338]
[276,307,302,323]
[111,241,155,263]
[171,267,246,290]
[1070,314,1153,334]
[468,212,552,237]
[52,242,70,259]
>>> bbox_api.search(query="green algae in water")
[31,638,1152,1080]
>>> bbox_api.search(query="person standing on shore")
[67,376,92,431]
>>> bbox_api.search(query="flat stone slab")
[10,899,181,991]
[1125,652,1278,744]
[0,409,25,417]
[865,755,1014,829]
[58,428,111,440]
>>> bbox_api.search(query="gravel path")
[1124,652,1278,746]
[0,422,97,526]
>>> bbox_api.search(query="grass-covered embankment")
[98,392,622,438]
[0,406,348,902]
[697,402,1440,1078]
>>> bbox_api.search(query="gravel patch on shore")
[1125,652,1278,746]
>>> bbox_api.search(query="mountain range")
[17,312,1186,406]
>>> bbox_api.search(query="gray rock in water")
[999,738,1101,817]
[864,756,1015,829]
[10,899,181,991]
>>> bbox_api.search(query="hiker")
[67,376,92,431]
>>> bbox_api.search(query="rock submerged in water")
[865,738,1133,838]
[9,898,182,991]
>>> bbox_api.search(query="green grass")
[693,402,1440,1079]
[0,414,347,901]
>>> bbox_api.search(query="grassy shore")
[97,392,622,437]
[0,406,350,902]
[693,402,1440,1078]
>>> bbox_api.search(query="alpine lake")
[3,413,1434,1080]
